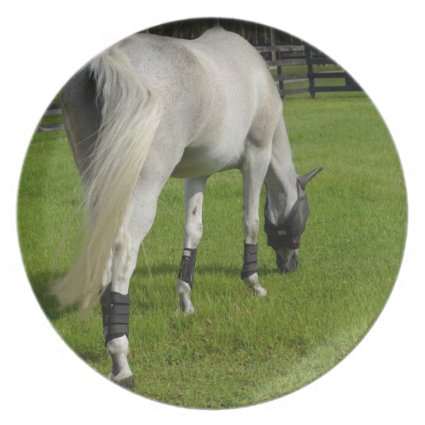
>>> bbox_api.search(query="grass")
[17,93,406,408]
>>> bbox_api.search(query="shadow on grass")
[26,261,281,320]
[26,271,79,321]
[133,262,278,278]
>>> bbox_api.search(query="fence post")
[305,45,315,98]
[269,27,284,97]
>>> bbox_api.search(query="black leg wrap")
[178,248,197,289]
[241,243,258,279]
[100,284,131,345]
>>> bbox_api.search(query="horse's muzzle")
[276,248,299,273]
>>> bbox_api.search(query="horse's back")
[132,28,280,115]
[63,28,283,178]
[118,28,282,176]
[181,28,283,174]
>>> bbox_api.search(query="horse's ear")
[298,167,323,189]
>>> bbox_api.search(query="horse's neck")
[265,119,298,225]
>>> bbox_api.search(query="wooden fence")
[256,28,361,98]
[305,45,361,97]
[37,27,361,133]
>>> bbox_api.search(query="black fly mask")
[264,167,322,251]
[264,181,310,250]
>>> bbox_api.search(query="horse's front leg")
[241,143,271,297]
[176,176,207,314]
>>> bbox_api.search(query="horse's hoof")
[178,301,196,315]
[179,295,196,315]
[182,305,196,315]
[116,375,134,389]
[109,372,134,389]
[253,286,267,297]
[243,274,267,297]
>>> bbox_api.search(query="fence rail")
[37,27,361,133]
[257,33,362,99]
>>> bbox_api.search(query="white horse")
[55,27,321,387]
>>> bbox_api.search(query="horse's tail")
[54,47,161,316]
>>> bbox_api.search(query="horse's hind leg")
[176,177,207,314]
[102,171,169,387]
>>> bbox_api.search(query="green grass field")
[18,92,406,408]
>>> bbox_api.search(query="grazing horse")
[56,27,322,387]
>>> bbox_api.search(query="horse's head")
[264,167,322,273]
